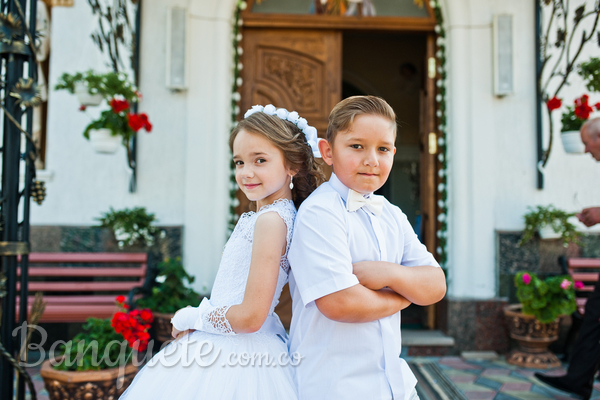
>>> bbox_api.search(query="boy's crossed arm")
[315,284,410,323]
[353,261,446,306]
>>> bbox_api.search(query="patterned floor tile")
[503,391,553,400]
[482,368,512,376]
[483,375,532,384]
[463,391,497,400]
[500,382,533,391]
[475,377,503,390]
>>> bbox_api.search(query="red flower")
[546,96,562,111]
[595,102,600,111]
[575,281,585,290]
[140,309,153,323]
[110,98,130,114]
[574,95,594,120]
[127,113,152,133]
[79,105,87,112]
[116,295,126,304]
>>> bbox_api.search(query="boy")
[288,96,446,400]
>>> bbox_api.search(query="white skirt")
[119,329,299,400]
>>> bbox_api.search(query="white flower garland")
[244,104,321,158]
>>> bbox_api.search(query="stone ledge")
[402,330,455,347]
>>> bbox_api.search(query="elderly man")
[535,117,600,400]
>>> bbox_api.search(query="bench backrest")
[564,258,600,315]
[18,252,148,293]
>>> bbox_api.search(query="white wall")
[443,0,600,299]
[32,0,235,293]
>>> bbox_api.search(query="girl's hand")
[353,261,391,291]
[172,328,194,340]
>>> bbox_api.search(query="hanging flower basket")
[560,130,585,154]
[74,82,103,107]
[88,128,121,154]
[538,225,562,240]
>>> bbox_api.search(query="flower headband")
[244,104,322,158]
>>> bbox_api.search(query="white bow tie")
[346,189,384,216]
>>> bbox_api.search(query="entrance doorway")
[343,32,429,328]
[239,14,439,330]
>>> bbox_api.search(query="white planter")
[74,82,103,106]
[538,225,562,240]
[88,128,121,154]
[560,130,585,154]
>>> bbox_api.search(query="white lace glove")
[171,298,236,336]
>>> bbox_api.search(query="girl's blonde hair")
[326,95,397,144]
[229,112,325,209]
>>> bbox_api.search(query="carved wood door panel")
[239,29,341,329]
[240,29,342,135]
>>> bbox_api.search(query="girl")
[119,104,324,400]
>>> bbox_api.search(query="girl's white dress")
[120,199,298,400]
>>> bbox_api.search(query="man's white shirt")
[288,173,440,400]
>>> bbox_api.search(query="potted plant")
[135,257,203,342]
[82,97,152,154]
[55,70,139,106]
[518,205,581,246]
[97,207,162,249]
[558,94,600,153]
[504,272,576,368]
[41,297,153,400]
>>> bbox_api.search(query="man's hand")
[353,261,391,290]
[577,207,600,227]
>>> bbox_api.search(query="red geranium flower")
[127,113,152,133]
[116,295,126,304]
[574,95,594,120]
[546,96,562,111]
[110,98,130,114]
[79,105,87,112]
[595,102,600,111]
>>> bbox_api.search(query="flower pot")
[89,128,121,154]
[74,82,103,106]
[560,130,585,154]
[503,304,561,369]
[538,225,561,240]
[40,359,138,400]
[153,312,175,343]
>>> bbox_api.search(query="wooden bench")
[560,256,600,316]
[16,252,151,323]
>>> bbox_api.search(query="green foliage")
[514,272,576,324]
[54,70,138,102]
[519,205,581,247]
[83,109,134,143]
[578,58,600,93]
[560,106,586,132]
[53,318,132,372]
[97,207,160,248]
[136,257,203,314]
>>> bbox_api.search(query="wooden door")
[240,29,342,135]
[420,34,438,329]
[240,29,342,329]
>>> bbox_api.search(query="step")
[402,330,455,347]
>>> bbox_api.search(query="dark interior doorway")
[342,31,428,329]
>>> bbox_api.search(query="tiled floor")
[18,356,600,400]
[410,356,600,400]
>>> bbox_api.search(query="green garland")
[228,1,246,235]
[228,1,448,267]
[431,0,448,267]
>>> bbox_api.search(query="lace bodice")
[209,199,296,315]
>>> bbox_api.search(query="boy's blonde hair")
[326,95,397,144]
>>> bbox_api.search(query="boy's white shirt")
[288,173,440,400]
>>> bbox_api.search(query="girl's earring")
[289,176,294,190]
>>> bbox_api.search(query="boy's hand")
[353,261,391,291]
[172,328,194,340]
